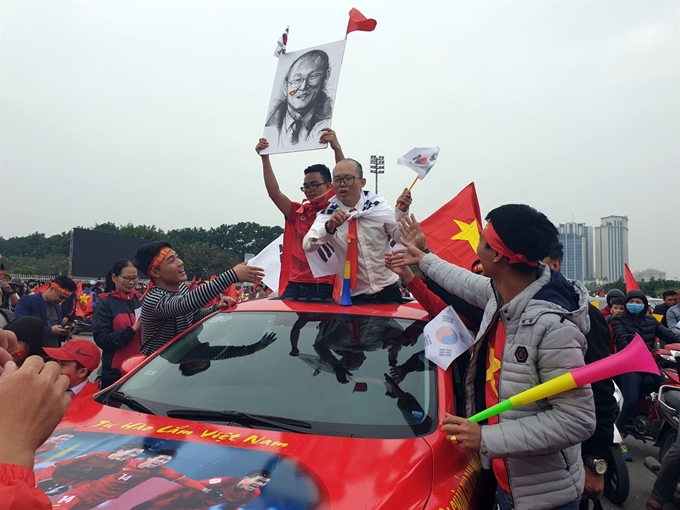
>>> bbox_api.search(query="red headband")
[483,222,539,268]
[50,282,73,298]
[148,247,172,275]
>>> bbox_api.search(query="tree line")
[590,278,680,298]
[0,222,283,279]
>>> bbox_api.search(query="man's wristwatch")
[324,221,337,235]
[584,457,608,475]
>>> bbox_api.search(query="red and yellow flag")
[624,263,640,293]
[420,183,482,270]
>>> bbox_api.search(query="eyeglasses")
[287,72,325,89]
[331,175,356,187]
[300,182,328,192]
[117,275,139,283]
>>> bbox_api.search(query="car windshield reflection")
[115,311,437,439]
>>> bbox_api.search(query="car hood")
[34,398,434,509]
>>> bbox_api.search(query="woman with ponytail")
[93,260,142,389]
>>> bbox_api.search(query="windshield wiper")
[165,409,312,434]
[106,391,159,416]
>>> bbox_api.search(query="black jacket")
[581,305,617,459]
[610,311,680,351]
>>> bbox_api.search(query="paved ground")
[600,436,679,510]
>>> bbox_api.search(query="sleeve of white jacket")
[419,253,493,310]
[384,208,408,244]
[479,324,596,458]
[303,212,332,252]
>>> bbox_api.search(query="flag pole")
[397,176,420,211]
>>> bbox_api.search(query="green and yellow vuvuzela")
[468,334,658,424]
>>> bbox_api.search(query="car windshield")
[115,311,437,439]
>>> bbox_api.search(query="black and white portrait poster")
[261,40,346,155]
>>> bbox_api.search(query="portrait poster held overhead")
[261,40,346,155]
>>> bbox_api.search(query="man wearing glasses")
[15,275,76,347]
[303,159,412,304]
[266,49,333,146]
[256,129,344,301]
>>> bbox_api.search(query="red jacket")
[0,464,51,510]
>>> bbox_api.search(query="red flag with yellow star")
[419,183,482,270]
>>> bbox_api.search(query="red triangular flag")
[420,183,483,271]
[624,263,640,293]
[346,8,377,35]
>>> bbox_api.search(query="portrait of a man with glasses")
[262,41,345,154]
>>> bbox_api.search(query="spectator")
[610,290,680,448]
[609,297,625,316]
[666,301,680,329]
[93,259,143,389]
[0,265,20,311]
[543,241,616,508]
[0,329,71,510]
[93,281,105,296]
[135,242,263,355]
[80,281,99,312]
[3,316,47,366]
[43,339,101,397]
[394,204,595,510]
[15,275,76,347]
[653,290,678,327]
[256,129,343,301]
[303,158,412,304]
[600,288,624,318]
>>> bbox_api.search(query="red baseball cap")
[44,339,101,373]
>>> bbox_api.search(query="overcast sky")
[1,0,678,278]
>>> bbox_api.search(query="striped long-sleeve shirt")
[140,269,238,355]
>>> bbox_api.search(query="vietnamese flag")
[346,8,377,35]
[419,183,482,271]
[624,263,640,293]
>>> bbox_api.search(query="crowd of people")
[0,129,679,509]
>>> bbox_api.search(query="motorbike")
[71,313,94,335]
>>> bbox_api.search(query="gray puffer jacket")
[420,255,596,510]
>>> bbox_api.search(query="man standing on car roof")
[135,242,264,355]
[392,204,595,510]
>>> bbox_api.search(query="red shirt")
[287,202,335,285]
[0,464,52,510]
[485,319,510,493]
[140,476,261,510]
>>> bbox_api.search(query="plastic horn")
[339,260,353,307]
[468,334,659,424]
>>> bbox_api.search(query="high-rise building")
[594,215,629,282]
[558,222,593,281]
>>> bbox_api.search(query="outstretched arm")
[319,128,345,163]
[256,138,292,219]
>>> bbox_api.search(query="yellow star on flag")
[451,219,480,252]
[79,294,89,304]
[486,346,502,397]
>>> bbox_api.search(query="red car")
[34,299,484,510]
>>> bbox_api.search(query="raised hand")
[255,138,269,155]
[233,263,265,283]
[395,188,412,211]
[399,214,428,251]
[319,128,341,151]
[259,332,277,346]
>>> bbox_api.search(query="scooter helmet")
[606,288,625,307]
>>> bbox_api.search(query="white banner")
[423,305,474,370]
[248,234,283,295]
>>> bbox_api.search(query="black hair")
[4,316,46,358]
[304,164,331,183]
[105,259,137,292]
[73,360,91,376]
[82,282,92,289]
[610,297,625,307]
[485,204,558,275]
[245,469,272,479]
[547,240,564,262]
[286,49,330,83]
[135,241,172,280]
[662,290,678,299]
[339,158,363,178]
[53,275,77,292]
[152,448,177,458]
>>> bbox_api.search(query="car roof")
[224,297,430,321]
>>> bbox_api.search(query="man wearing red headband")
[135,242,264,355]
[15,275,77,347]
[394,204,595,510]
